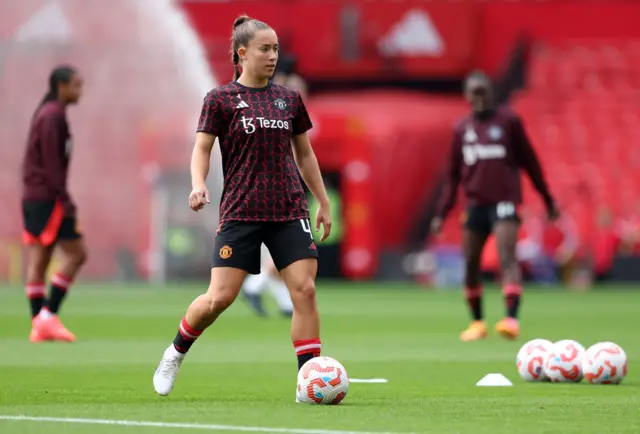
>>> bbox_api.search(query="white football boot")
[153,345,185,396]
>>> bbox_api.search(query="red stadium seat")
[514,40,640,253]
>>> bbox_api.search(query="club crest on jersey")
[274,98,287,110]
[488,125,503,140]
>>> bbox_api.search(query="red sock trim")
[179,317,203,340]
[465,286,483,299]
[294,338,321,356]
[51,273,72,291]
[503,284,523,296]
[26,282,46,299]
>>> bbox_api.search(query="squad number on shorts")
[496,202,515,219]
[300,219,313,240]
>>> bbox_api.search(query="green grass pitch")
[0,282,638,433]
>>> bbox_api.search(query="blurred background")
[1,0,639,289]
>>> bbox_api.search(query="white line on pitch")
[350,379,389,384]
[0,415,413,434]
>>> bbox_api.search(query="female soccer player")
[153,16,332,397]
[22,65,87,343]
[431,71,558,342]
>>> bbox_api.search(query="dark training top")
[436,106,553,219]
[197,81,313,223]
[22,100,76,215]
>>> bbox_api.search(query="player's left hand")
[315,203,332,242]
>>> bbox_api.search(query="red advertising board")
[182,0,640,80]
[181,1,479,80]
[478,1,640,73]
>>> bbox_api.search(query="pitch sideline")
[0,415,413,434]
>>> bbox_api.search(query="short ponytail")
[232,49,241,81]
[39,90,57,107]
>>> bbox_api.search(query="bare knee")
[72,247,88,268]
[208,292,235,314]
[26,248,51,282]
[186,287,238,330]
[289,279,317,306]
[58,241,88,274]
[26,263,47,283]
[27,258,48,279]
[204,286,238,315]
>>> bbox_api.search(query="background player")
[153,15,332,398]
[431,70,558,342]
[272,55,309,99]
[241,243,294,317]
[22,65,87,343]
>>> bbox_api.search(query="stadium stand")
[513,40,640,255]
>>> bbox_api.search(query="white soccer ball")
[516,338,553,381]
[582,342,628,385]
[544,340,586,382]
[296,356,349,405]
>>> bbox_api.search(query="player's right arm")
[431,127,463,234]
[190,90,222,212]
[189,132,216,211]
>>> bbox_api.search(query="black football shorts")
[464,202,520,234]
[22,200,82,246]
[212,219,319,274]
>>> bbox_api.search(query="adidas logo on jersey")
[236,99,249,109]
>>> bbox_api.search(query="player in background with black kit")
[153,16,332,398]
[22,66,87,343]
[431,71,558,341]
